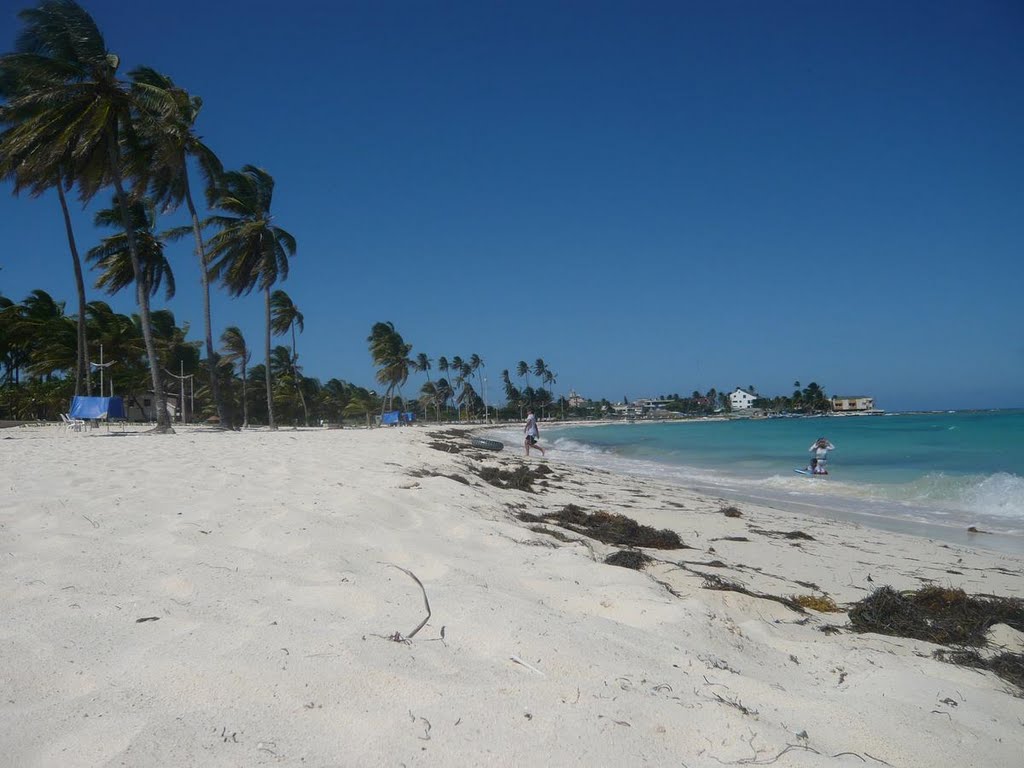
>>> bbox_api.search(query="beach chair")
[60,413,85,432]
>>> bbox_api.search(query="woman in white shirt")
[808,437,834,474]
[524,409,545,456]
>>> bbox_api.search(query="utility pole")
[90,344,116,397]
[180,360,185,424]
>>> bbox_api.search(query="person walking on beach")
[808,437,835,474]
[524,408,545,456]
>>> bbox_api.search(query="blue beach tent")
[380,411,415,426]
[69,396,125,420]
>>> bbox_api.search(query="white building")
[729,388,756,411]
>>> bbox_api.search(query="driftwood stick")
[388,564,431,641]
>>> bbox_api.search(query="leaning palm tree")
[516,360,530,401]
[220,326,251,428]
[86,197,176,301]
[0,0,172,429]
[129,66,228,427]
[469,353,485,416]
[502,369,522,417]
[367,321,412,413]
[436,357,450,418]
[543,369,560,418]
[206,165,296,429]
[418,380,439,422]
[450,356,465,419]
[412,352,433,419]
[414,352,432,382]
[270,289,307,425]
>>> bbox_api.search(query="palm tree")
[516,360,530,397]
[437,356,450,417]
[0,159,90,393]
[270,289,307,425]
[434,377,453,419]
[13,289,70,380]
[468,353,485,417]
[448,359,465,419]
[206,166,296,429]
[412,353,434,419]
[543,369,558,418]
[86,197,176,300]
[367,321,412,413]
[414,353,432,381]
[343,388,381,428]
[501,368,521,407]
[0,0,172,429]
[533,358,548,416]
[450,355,464,388]
[418,380,439,421]
[129,66,228,426]
[0,4,94,397]
[220,326,251,428]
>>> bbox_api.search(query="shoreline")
[2,425,1022,765]
[481,419,1024,555]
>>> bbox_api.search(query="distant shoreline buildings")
[830,395,877,412]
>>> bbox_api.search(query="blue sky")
[1,0,1022,411]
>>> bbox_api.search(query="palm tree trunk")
[290,322,308,426]
[183,168,228,428]
[108,139,172,433]
[240,359,249,428]
[57,181,90,396]
[264,285,276,429]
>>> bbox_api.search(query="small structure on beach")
[125,391,178,422]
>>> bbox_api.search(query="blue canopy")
[69,396,125,420]
[381,411,415,425]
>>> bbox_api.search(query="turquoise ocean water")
[487,410,1024,549]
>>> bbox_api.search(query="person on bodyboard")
[808,437,834,474]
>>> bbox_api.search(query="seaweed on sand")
[719,505,743,518]
[546,505,686,549]
[514,504,687,549]
[749,528,815,541]
[849,586,1024,692]
[528,525,575,543]
[430,428,471,440]
[793,594,842,613]
[701,573,806,614]
[427,441,461,453]
[848,586,1024,646]
[604,550,652,570]
[933,650,1024,694]
[408,468,470,484]
[478,465,543,492]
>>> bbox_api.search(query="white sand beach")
[2,425,1022,767]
